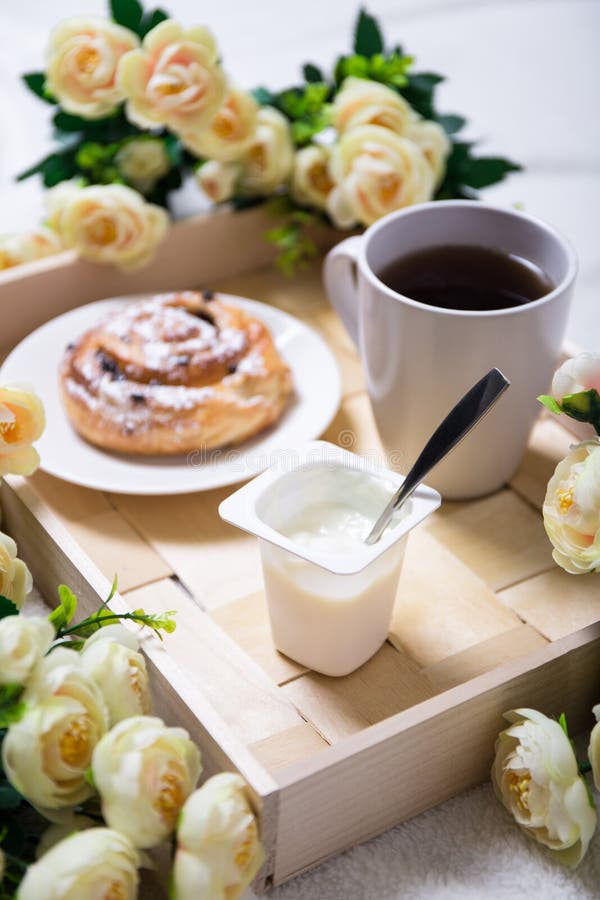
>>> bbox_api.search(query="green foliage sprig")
[539,389,600,435]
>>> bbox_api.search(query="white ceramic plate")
[0,294,341,494]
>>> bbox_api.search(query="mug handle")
[323,235,362,348]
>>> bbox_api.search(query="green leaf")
[252,86,276,106]
[0,814,26,856]
[353,8,384,57]
[53,110,89,133]
[401,71,444,119]
[303,63,324,83]
[538,394,563,415]
[0,703,26,728]
[0,596,18,620]
[0,783,22,811]
[164,134,183,167]
[334,54,370,84]
[560,389,600,425]
[436,113,466,135]
[459,156,522,190]
[58,585,78,625]
[0,685,22,706]
[140,7,169,37]
[22,72,56,105]
[110,0,143,33]
[558,712,569,737]
[33,151,79,187]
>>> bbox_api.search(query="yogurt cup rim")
[218,441,441,575]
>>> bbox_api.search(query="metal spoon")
[365,367,511,545]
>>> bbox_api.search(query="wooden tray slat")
[427,489,555,590]
[388,529,521,667]
[499,568,600,640]
[110,488,263,611]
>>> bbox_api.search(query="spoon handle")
[365,367,510,546]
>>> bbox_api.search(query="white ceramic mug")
[324,200,578,499]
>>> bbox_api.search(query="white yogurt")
[259,469,409,676]
[218,442,441,679]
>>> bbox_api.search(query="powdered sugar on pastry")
[59,291,293,454]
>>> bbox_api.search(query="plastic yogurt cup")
[219,441,440,676]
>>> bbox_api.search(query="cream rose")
[173,773,265,900]
[81,625,152,726]
[0,227,62,271]
[0,615,53,684]
[118,20,226,133]
[46,17,139,119]
[24,646,109,716]
[18,828,139,900]
[328,124,434,227]
[588,704,600,793]
[0,384,45,478]
[238,107,294,196]
[543,439,600,574]
[2,693,107,810]
[46,182,168,269]
[291,144,334,210]
[406,118,450,188]
[92,715,202,848]
[552,351,600,399]
[195,160,240,203]
[3,648,109,810]
[0,531,33,610]
[183,88,258,162]
[332,77,417,135]
[492,708,596,866]
[115,137,171,194]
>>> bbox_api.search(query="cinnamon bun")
[59,291,293,455]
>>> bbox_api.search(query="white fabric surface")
[2,2,600,897]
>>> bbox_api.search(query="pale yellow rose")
[291,144,335,210]
[18,828,139,900]
[0,614,53,684]
[543,439,600,574]
[81,625,152,726]
[238,107,294,196]
[328,125,434,227]
[332,77,417,135]
[24,646,109,717]
[195,160,240,203]
[406,118,450,188]
[588,704,600,794]
[118,20,226,133]
[115,137,171,193]
[4,648,108,810]
[0,227,63,271]
[0,531,33,610]
[92,715,202,848]
[0,384,45,477]
[183,88,258,162]
[173,773,265,900]
[2,694,107,810]
[46,182,168,269]
[492,708,596,866]
[46,17,139,119]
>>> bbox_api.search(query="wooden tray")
[2,208,600,891]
